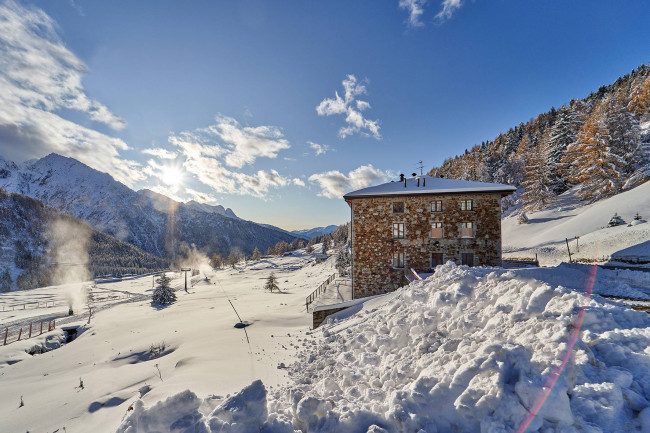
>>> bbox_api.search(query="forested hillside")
[0,189,169,291]
[430,63,650,211]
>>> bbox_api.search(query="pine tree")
[522,137,554,211]
[266,246,273,256]
[336,249,350,275]
[546,105,582,194]
[152,274,176,305]
[264,272,279,292]
[305,244,313,254]
[321,236,331,254]
[251,247,261,261]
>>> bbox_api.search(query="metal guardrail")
[306,273,336,310]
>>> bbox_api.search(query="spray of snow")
[48,218,90,312]
[174,242,211,275]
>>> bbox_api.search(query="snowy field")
[503,181,650,266]
[0,250,336,433]
[2,247,650,432]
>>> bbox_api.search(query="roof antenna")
[417,160,424,176]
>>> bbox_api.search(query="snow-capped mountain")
[0,189,169,290]
[290,225,338,240]
[0,153,298,258]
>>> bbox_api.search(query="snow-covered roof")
[343,176,516,199]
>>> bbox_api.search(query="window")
[430,200,442,212]
[460,199,473,211]
[393,251,405,268]
[430,222,443,238]
[431,253,444,268]
[393,222,405,239]
[461,253,474,267]
[393,202,404,213]
[460,222,474,238]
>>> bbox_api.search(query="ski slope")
[503,181,650,265]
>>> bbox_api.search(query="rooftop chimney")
[399,173,405,182]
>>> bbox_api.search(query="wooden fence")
[3,320,57,346]
[305,273,336,310]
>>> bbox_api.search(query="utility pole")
[181,268,191,292]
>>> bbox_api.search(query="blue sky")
[0,0,649,230]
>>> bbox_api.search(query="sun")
[161,165,184,188]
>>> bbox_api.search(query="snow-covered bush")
[607,212,626,227]
[152,274,176,305]
[518,212,529,224]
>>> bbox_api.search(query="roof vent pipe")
[423,177,426,187]
[404,177,407,188]
[399,173,405,182]
[417,178,420,187]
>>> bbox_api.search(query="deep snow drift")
[117,262,650,432]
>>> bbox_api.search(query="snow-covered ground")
[3,244,650,432]
[116,262,650,433]
[503,181,650,266]
[0,250,336,433]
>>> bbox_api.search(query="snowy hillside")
[503,181,650,265]
[291,225,339,240]
[0,189,169,290]
[0,153,299,258]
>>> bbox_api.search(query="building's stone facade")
[347,192,504,298]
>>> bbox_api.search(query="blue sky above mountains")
[0,0,649,229]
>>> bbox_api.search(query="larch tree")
[251,247,261,261]
[563,101,626,201]
[264,272,279,293]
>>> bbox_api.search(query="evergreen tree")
[546,105,582,194]
[264,272,279,292]
[209,253,223,269]
[251,247,261,261]
[321,236,331,254]
[266,246,273,256]
[305,244,313,254]
[152,274,176,305]
[335,249,350,275]
[522,138,554,210]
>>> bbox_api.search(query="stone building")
[344,175,516,299]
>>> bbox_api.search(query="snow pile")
[117,262,650,432]
[117,380,293,433]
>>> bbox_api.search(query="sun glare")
[162,165,184,188]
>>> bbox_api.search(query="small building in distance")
[344,175,516,299]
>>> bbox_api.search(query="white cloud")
[316,75,381,140]
[167,118,299,199]
[436,0,463,21]
[308,141,331,156]
[293,178,306,187]
[399,0,426,27]
[0,0,125,130]
[0,0,143,186]
[142,148,177,159]
[308,164,391,199]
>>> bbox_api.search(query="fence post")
[3,328,7,345]
[40,322,43,335]
[18,328,22,341]
[53,319,56,329]
[29,323,32,338]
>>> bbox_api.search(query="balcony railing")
[460,227,474,238]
